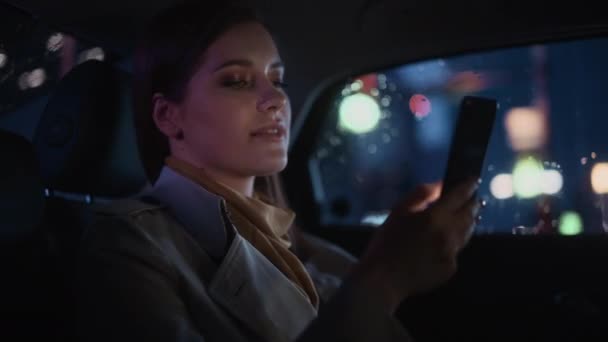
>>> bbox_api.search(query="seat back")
[31,59,148,340]
[33,59,147,258]
[0,129,52,339]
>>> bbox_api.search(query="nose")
[257,83,288,116]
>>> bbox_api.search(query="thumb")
[397,182,442,213]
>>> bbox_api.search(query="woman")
[76,1,481,341]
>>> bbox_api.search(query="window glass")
[0,6,110,115]
[312,36,608,235]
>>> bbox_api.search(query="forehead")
[201,21,281,69]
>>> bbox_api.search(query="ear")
[152,93,184,139]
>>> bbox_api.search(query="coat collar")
[142,166,229,261]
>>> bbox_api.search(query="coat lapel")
[208,234,317,342]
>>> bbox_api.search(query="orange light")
[504,106,547,151]
[591,163,608,194]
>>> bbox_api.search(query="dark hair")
[133,0,261,184]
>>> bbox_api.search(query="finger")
[425,182,442,203]
[452,197,480,246]
[436,178,479,212]
[439,231,467,265]
[443,218,475,256]
[454,226,475,254]
[456,192,482,217]
[462,216,476,246]
[409,182,443,212]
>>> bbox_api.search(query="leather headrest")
[0,130,45,239]
[33,60,147,197]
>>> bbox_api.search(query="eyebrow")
[213,59,284,72]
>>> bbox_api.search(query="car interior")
[2,0,608,341]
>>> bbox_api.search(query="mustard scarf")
[166,156,319,309]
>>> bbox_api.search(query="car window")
[0,5,112,137]
[311,36,608,235]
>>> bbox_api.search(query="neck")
[202,167,255,197]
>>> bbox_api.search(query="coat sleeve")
[75,215,206,342]
[297,262,414,342]
[297,232,413,341]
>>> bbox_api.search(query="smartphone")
[441,95,498,196]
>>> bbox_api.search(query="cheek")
[182,94,253,146]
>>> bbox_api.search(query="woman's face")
[171,21,290,178]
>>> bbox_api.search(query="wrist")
[348,260,404,314]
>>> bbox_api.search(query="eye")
[223,79,251,89]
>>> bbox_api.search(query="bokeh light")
[338,93,381,134]
[355,73,378,95]
[490,174,514,199]
[78,47,105,63]
[541,170,563,195]
[558,211,583,235]
[512,156,544,198]
[27,68,46,88]
[409,94,432,119]
[505,107,547,151]
[47,33,64,52]
[591,163,608,194]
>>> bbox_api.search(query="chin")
[250,157,288,176]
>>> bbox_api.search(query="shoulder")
[83,197,206,270]
[93,197,165,218]
[89,197,179,234]
[82,198,177,257]
[79,197,215,295]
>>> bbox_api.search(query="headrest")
[0,130,45,239]
[33,60,147,198]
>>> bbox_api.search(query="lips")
[251,124,286,138]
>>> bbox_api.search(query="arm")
[292,228,411,340]
[297,180,480,342]
[297,231,357,278]
[297,267,414,342]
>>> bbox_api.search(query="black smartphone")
[441,95,498,196]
